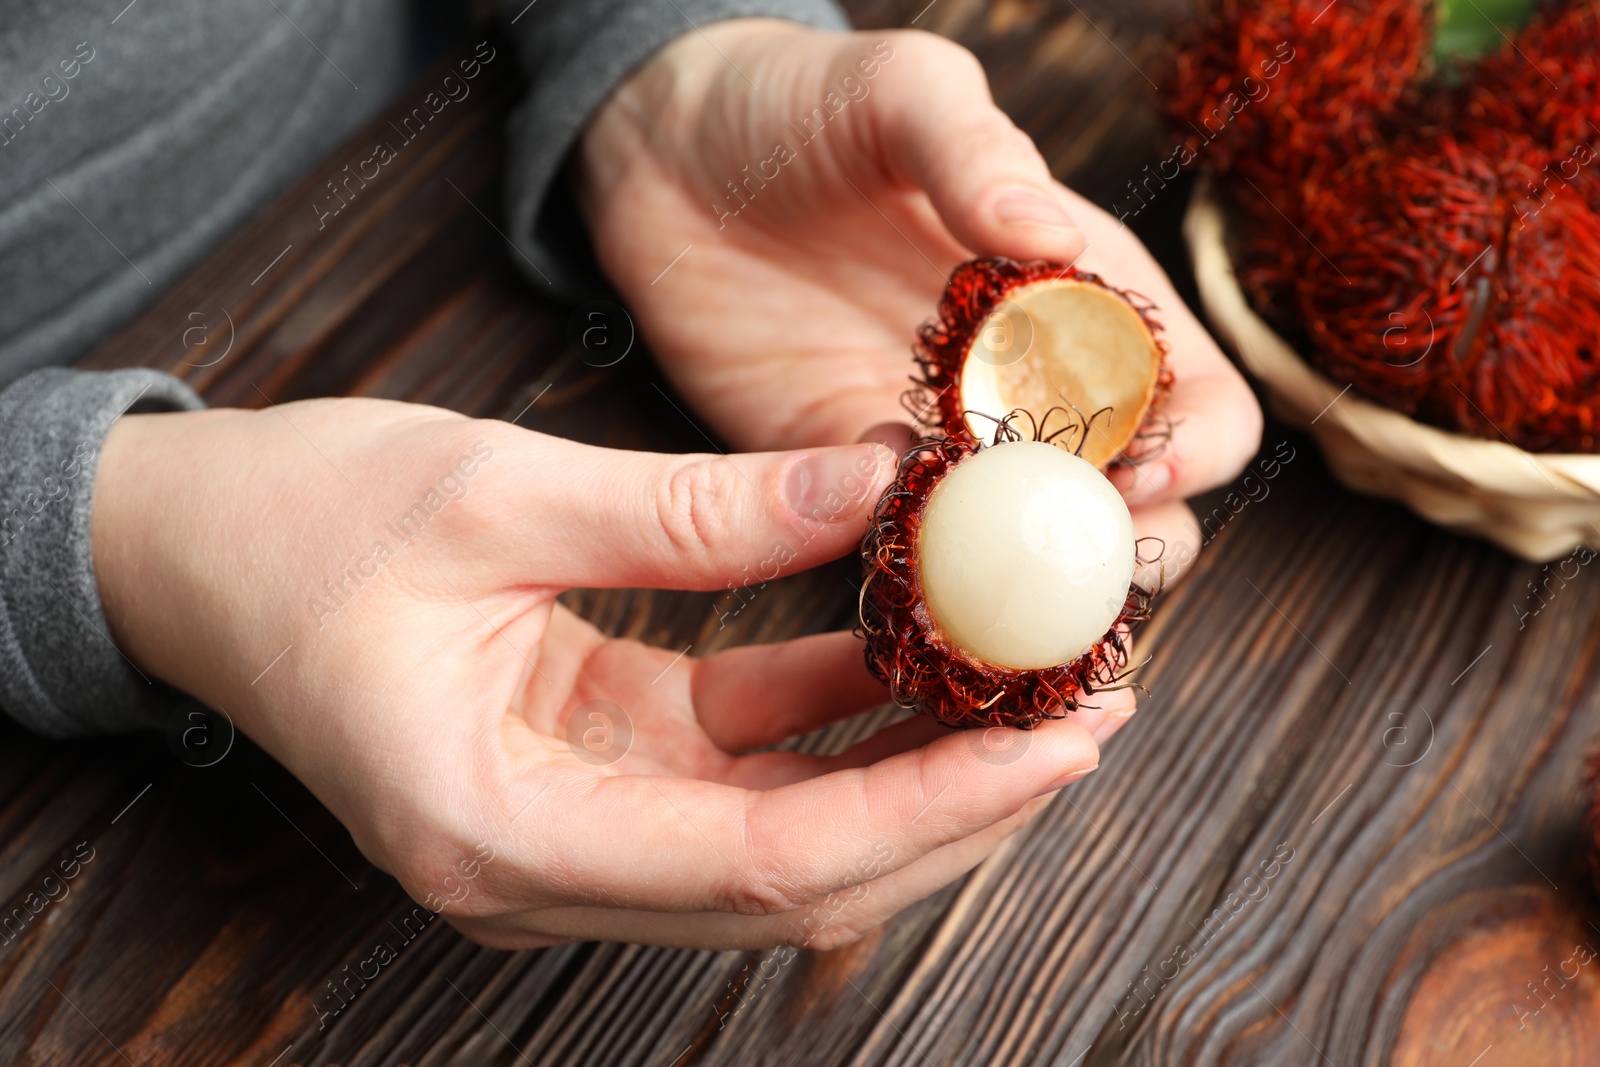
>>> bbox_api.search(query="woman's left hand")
[575,19,1263,572]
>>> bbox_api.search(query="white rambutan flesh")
[915,440,1136,671]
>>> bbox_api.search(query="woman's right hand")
[89,398,1124,948]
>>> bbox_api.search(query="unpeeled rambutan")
[1165,0,1435,331]
[1468,0,1600,161]
[1165,0,1432,199]
[858,430,1156,729]
[1289,129,1600,451]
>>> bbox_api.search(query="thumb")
[508,436,898,591]
[872,34,1086,263]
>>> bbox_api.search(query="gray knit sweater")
[0,0,848,737]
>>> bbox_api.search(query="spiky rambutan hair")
[1285,129,1600,452]
[1164,0,1431,200]
[1468,0,1600,163]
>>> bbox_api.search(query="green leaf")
[1434,0,1540,62]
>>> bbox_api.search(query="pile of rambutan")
[1166,0,1600,452]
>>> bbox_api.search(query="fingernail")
[1040,763,1098,796]
[1115,460,1174,504]
[786,444,893,523]
[993,186,1072,228]
[857,421,915,454]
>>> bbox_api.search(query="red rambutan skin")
[1164,0,1434,332]
[856,430,1153,730]
[1285,129,1600,452]
[1468,0,1600,163]
[905,258,1173,467]
[1164,0,1431,203]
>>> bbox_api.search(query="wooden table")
[8,1,1600,1063]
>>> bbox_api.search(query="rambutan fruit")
[858,432,1154,729]
[906,258,1171,469]
[1468,0,1600,160]
[1166,0,1435,334]
[1288,131,1503,404]
[859,260,1166,729]
[1289,129,1600,451]
[1165,0,1432,199]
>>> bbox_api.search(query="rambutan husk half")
[857,416,1159,730]
[907,258,1172,469]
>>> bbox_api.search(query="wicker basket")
[1183,173,1600,563]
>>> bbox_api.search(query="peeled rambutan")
[1288,129,1600,452]
[906,258,1171,469]
[858,431,1155,729]
[860,260,1166,729]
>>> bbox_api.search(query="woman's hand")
[91,400,1124,948]
[577,21,1264,580]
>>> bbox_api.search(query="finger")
[717,677,1136,792]
[452,792,1056,951]
[1110,368,1266,506]
[806,689,1133,775]
[701,633,1143,788]
[1080,676,1140,746]
[716,712,945,791]
[1130,498,1202,590]
[870,32,1086,264]
[691,631,891,753]
[501,717,1097,916]
[1089,683,1140,746]
[858,421,916,454]
[497,434,896,590]
[1056,185,1263,503]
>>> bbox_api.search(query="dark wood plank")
[4,4,1596,1065]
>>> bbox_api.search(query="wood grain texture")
[3,2,1597,1065]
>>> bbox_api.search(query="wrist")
[91,408,241,702]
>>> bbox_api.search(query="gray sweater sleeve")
[0,0,851,738]
[0,368,205,737]
[498,0,851,297]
